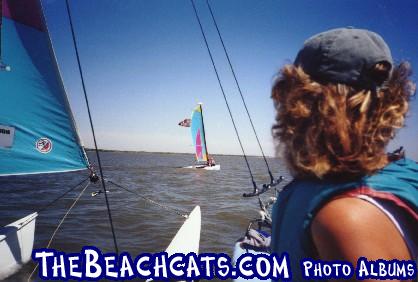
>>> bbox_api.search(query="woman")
[271,28,417,281]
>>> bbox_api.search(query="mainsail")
[0,0,89,176]
[191,103,208,163]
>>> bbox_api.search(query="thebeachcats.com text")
[32,247,416,280]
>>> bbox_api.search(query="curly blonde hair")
[272,62,415,179]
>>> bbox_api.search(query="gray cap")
[294,27,393,88]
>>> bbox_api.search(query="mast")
[199,103,210,162]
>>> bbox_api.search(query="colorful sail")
[0,0,89,176]
[191,104,208,163]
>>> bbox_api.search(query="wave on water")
[0,151,291,281]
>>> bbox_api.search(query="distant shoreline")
[84,148,276,158]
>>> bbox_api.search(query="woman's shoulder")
[311,197,412,261]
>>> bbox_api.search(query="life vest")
[271,158,418,281]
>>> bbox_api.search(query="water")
[0,151,291,281]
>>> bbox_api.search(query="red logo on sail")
[36,138,52,154]
[196,129,203,159]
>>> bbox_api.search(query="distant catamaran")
[179,103,220,170]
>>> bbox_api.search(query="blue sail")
[191,104,208,163]
[0,0,88,176]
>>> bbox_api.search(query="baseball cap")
[294,27,393,88]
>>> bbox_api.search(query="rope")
[27,182,90,282]
[205,0,275,181]
[106,180,188,219]
[65,0,119,255]
[36,177,89,213]
[189,0,257,189]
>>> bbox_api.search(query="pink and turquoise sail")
[0,0,89,176]
[191,104,208,163]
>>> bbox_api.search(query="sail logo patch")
[0,125,15,148]
[36,138,53,154]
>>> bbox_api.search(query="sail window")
[0,124,14,148]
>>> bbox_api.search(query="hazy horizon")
[84,147,279,158]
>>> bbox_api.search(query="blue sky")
[42,0,418,159]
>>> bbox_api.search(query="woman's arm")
[311,197,412,282]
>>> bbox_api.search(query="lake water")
[0,151,291,281]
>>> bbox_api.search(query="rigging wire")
[205,0,275,182]
[36,177,89,213]
[27,182,91,282]
[64,0,119,255]
[189,0,257,189]
[106,179,188,219]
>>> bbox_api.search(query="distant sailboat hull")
[0,213,38,280]
[183,164,221,171]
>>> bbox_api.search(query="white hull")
[147,206,201,281]
[0,212,38,280]
[165,205,201,255]
[183,164,220,171]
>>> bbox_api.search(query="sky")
[41,0,418,159]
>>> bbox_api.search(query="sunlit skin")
[311,197,413,282]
